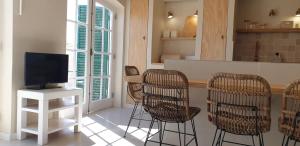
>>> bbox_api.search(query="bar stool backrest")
[280,80,300,140]
[207,72,272,134]
[142,69,190,122]
[125,66,142,102]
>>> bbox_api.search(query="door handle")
[221,35,225,39]
[142,36,146,40]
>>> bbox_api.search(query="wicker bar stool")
[207,72,271,146]
[279,80,300,146]
[142,69,200,146]
[124,66,147,137]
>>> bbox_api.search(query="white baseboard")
[0,132,16,141]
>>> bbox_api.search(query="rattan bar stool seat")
[144,102,200,123]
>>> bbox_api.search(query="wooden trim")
[237,28,300,33]
[124,75,285,94]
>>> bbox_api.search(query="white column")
[17,96,27,140]
[74,95,82,132]
[38,98,48,145]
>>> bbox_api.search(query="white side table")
[17,88,83,145]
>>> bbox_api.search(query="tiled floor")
[0,103,287,146]
[0,107,200,146]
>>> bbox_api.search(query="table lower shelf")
[21,118,78,135]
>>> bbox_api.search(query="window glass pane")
[93,54,102,76]
[92,78,101,101]
[77,25,87,50]
[76,79,85,89]
[103,31,109,53]
[95,4,103,28]
[67,50,76,78]
[67,0,77,21]
[94,29,102,52]
[101,78,109,99]
[76,52,86,77]
[66,22,76,50]
[104,8,111,30]
[103,55,110,76]
[78,5,88,23]
[76,79,86,102]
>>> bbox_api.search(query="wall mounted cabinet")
[128,0,149,72]
[200,0,228,61]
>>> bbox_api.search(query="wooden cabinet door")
[201,0,228,60]
[128,0,148,73]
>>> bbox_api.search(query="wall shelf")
[22,119,77,135]
[237,28,300,33]
[22,102,79,114]
[161,37,196,41]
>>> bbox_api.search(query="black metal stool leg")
[294,140,297,146]
[220,131,226,146]
[159,121,163,146]
[191,119,199,146]
[258,133,265,146]
[162,121,166,141]
[137,107,144,128]
[144,118,155,146]
[285,136,290,146]
[258,133,262,146]
[184,122,186,146]
[216,130,221,146]
[212,128,219,146]
[282,135,286,146]
[261,133,265,146]
[216,130,223,146]
[177,123,182,146]
[252,135,255,146]
[124,103,139,137]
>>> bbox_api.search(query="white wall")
[163,39,195,56]
[0,0,14,137]
[165,0,198,32]
[0,0,68,136]
[0,1,3,125]
[236,0,300,28]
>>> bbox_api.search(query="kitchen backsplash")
[234,33,300,63]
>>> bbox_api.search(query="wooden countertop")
[124,75,285,95]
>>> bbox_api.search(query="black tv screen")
[25,52,69,87]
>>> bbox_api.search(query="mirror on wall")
[233,0,300,63]
[149,0,200,65]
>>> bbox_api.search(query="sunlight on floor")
[75,116,158,146]
[70,117,134,146]
[117,125,159,142]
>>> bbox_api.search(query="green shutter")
[103,55,109,76]
[94,30,102,52]
[104,8,111,30]
[101,78,108,99]
[103,31,109,53]
[92,78,101,100]
[76,52,86,77]
[93,54,102,76]
[78,5,87,23]
[96,7,103,27]
[77,25,87,50]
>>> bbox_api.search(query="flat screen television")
[25,52,69,89]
